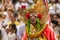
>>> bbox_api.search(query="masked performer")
[22,0,57,40]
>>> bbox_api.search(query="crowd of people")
[0,0,60,40]
[48,0,60,39]
[0,0,39,40]
[0,0,33,40]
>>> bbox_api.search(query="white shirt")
[56,3,60,13]
[0,20,8,40]
[1,28,8,40]
[56,3,60,10]
[28,0,34,4]
[16,21,25,40]
[3,11,11,23]
[54,26,60,36]
[49,6,56,14]
[54,26,60,40]
[15,2,21,11]
[8,32,17,40]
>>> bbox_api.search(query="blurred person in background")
[52,14,58,20]
[51,20,58,29]
[56,0,60,14]
[21,0,30,10]
[48,0,56,8]
[54,18,60,40]
[8,24,18,40]
[16,8,26,40]
[16,17,25,40]
[48,0,56,18]
[48,7,57,27]
[0,14,2,40]
[28,0,34,5]
[5,0,14,10]
[15,0,22,11]
[51,19,59,40]
[14,12,20,22]
[0,14,8,40]
[49,6,56,19]
[1,23,8,40]
[6,7,19,26]
[0,14,3,30]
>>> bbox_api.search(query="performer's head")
[26,11,42,25]
[30,12,37,24]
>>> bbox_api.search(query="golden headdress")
[26,0,49,38]
[30,0,48,24]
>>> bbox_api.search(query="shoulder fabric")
[44,25,57,40]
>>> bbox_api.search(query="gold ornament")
[30,0,48,24]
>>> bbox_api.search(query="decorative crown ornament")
[28,0,48,24]
[25,0,48,38]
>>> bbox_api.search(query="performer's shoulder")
[44,24,54,32]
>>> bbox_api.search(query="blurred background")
[0,0,60,40]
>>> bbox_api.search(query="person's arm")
[7,10,15,23]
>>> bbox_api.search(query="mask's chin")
[31,21,36,24]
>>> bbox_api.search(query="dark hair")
[9,24,17,33]
[57,14,60,18]
[55,0,58,3]
[12,0,17,4]
[51,20,58,26]
[0,0,2,3]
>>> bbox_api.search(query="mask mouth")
[30,19,36,24]
[31,22,36,24]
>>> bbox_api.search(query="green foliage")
[36,18,40,31]
[27,20,30,33]
[27,18,41,33]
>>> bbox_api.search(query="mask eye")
[34,16,37,17]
